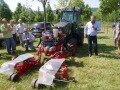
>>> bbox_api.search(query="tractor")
[56,7,84,46]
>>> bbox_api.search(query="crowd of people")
[0,18,35,55]
[0,15,120,57]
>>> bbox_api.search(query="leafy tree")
[12,3,23,22]
[46,2,54,22]
[34,7,43,22]
[0,0,12,21]
[81,4,92,21]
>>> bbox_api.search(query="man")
[22,28,35,51]
[0,18,15,54]
[10,20,16,50]
[16,19,26,46]
[84,15,101,57]
[113,18,120,49]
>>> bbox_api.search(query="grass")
[0,27,120,90]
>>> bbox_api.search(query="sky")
[4,0,100,12]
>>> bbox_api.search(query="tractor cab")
[61,8,82,24]
[55,7,84,45]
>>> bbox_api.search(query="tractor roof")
[61,7,82,12]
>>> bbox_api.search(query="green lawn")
[0,28,120,90]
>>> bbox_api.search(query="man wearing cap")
[84,15,101,57]
[0,18,15,54]
[16,19,26,46]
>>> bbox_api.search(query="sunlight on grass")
[0,27,120,90]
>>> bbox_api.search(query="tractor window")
[61,11,77,23]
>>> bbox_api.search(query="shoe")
[12,51,15,54]
[95,54,98,56]
[0,54,1,56]
[89,54,92,57]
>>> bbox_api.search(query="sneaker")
[89,54,92,57]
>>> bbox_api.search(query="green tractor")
[55,7,84,46]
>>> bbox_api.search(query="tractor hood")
[54,22,71,28]
[53,22,72,35]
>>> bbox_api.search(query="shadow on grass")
[97,36,110,39]
[75,43,119,60]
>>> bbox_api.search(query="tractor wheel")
[72,39,77,56]
[8,73,19,81]
[31,79,39,88]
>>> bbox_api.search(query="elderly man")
[22,28,35,51]
[0,18,15,54]
[10,20,16,50]
[16,19,26,46]
[84,15,101,57]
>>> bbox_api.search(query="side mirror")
[80,23,84,26]
[79,8,83,14]
[56,10,59,14]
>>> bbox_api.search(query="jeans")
[24,41,35,51]
[4,38,15,53]
[87,35,98,55]
[13,34,16,50]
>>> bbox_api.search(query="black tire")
[72,39,77,56]
[8,73,19,81]
[31,79,39,88]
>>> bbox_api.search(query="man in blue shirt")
[84,15,101,57]
[22,28,35,51]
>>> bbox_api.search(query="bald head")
[18,19,22,24]
[24,28,28,34]
[10,20,14,26]
[91,15,96,23]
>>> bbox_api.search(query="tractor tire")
[72,39,77,56]
[31,79,39,88]
[8,73,19,81]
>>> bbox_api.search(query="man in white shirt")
[16,19,26,46]
[10,20,16,50]
[84,15,101,57]
[22,28,35,51]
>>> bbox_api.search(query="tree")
[0,0,12,21]
[12,3,23,22]
[34,8,43,22]
[81,4,92,21]
[46,2,54,22]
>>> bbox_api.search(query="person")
[84,15,101,57]
[116,25,120,55]
[16,19,26,46]
[10,20,16,50]
[0,18,15,54]
[113,19,120,49]
[22,28,35,51]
